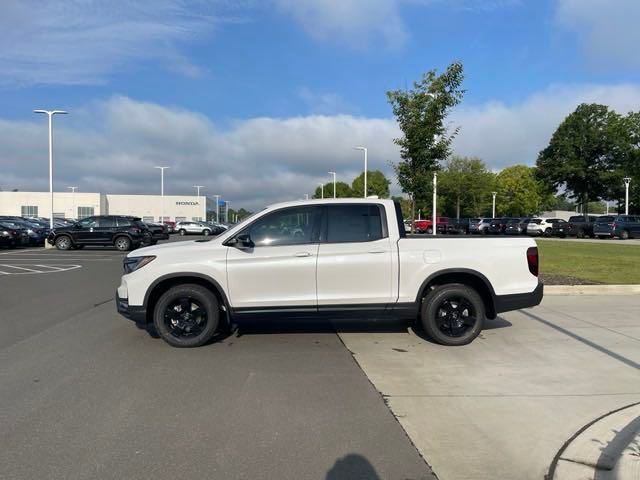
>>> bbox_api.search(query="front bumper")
[494,281,544,314]
[116,291,147,323]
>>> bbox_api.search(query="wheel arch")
[416,268,497,319]
[143,272,230,324]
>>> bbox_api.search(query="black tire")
[153,284,220,348]
[544,228,552,237]
[576,229,585,239]
[421,284,484,346]
[179,229,186,236]
[202,229,211,236]
[426,227,433,234]
[620,230,630,240]
[114,236,131,251]
[55,235,72,250]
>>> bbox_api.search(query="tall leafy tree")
[536,103,624,214]
[351,170,391,198]
[437,156,495,218]
[495,165,548,217]
[387,62,465,229]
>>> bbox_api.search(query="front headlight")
[123,256,156,274]
[1,231,9,237]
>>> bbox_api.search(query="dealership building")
[0,191,208,223]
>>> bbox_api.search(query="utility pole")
[354,146,368,197]
[67,186,78,219]
[194,185,205,221]
[624,177,632,215]
[492,192,497,218]
[432,172,437,236]
[329,172,337,198]
[154,166,169,223]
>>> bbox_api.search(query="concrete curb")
[549,403,640,480]
[545,285,640,295]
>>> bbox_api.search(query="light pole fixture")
[329,171,337,198]
[354,146,368,198]
[194,185,205,221]
[154,166,170,223]
[67,186,77,219]
[34,109,68,230]
[214,194,221,223]
[432,172,437,236]
[492,192,497,218]
[624,177,632,215]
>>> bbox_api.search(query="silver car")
[176,221,213,236]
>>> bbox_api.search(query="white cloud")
[273,0,408,50]
[2,85,640,209]
[0,0,235,85]
[555,0,640,70]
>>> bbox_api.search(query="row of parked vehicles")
[407,215,640,239]
[1,214,230,251]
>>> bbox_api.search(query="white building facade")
[0,191,207,222]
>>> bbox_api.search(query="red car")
[162,221,176,233]
[413,217,449,234]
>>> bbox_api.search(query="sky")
[1,0,640,209]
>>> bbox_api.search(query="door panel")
[226,244,319,308]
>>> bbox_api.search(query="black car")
[592,215,617,239]
[487,218,513,234]
[553,215,600,238]
[143,223,170,244]
[0,218,49,246]
[47,215,150,251]
[446,218,476,234]
[0,222,30,248]
[505,218,529,235]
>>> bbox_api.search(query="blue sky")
[2,0,640,208]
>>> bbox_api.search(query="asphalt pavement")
[0,241,434,480]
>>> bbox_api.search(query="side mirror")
[233,233,254,249]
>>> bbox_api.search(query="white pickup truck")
[116,199,543,347]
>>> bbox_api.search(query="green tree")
[536,103,625,215]
[351,170,391,198]
[313,181,352,199]
[495,165,548,217]
[387,62,465,228]
[437,156,495,218]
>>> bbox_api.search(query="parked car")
[470,218,492,235]
[592,216,616,239]
[0,222,29,248]
[0,218,49,246]
[207,222,228,235]
[116,199,543,348]
[447,218,477,235]
[176,221,215,236]
[47,215,150,251]
[163,221,176,233]
[612,215,640,239]
[552,215,600,238]
[505,218,530,235]
[527,218,564,236]
[413,217,449,234]
[487,217,517,235]
[143,223,170,244]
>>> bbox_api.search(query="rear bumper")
[494,281,544,314]
[116,291,147,323]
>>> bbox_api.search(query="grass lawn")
[536,239,640,284]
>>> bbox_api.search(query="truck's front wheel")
[421,284,484,346]
[153,284,220,347]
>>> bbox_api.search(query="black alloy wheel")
[153,284,219,347]
[179,229,186,236]
[114,236,131,251]
[421,283,484,346]
[55,235,72,250]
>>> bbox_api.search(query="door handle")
[294,252,312,257]
[368,250,386,254]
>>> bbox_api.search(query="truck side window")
[326,205,384,243]
[248,206,321,246]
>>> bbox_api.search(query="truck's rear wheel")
[421,284,484,346]
[153,284,219,348]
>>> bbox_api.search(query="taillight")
[527,246,539,277]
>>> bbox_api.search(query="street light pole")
[319,183,324,199]
[329,172,337,198]
[354,146,368,197]
[194,185,205,220]
[154,166,169,223]
[432,172,437,236]
[67,186,77,219]
[624,177,631,215]
[492,192,497,218]
[214,195,220,223]
[34,109,68,230]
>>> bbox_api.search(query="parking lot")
[2,238,639,480]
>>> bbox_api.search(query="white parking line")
[0,264,42,273]
[0,264,82,275]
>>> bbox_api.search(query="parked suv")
[527,218,564,236]
[505,218,530,235]
[593,216,617,239]
[47,215,150,251]
[176,221,214,236]
[555,215,600,238]
[469,218,491,234]
[613,215,640,239]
